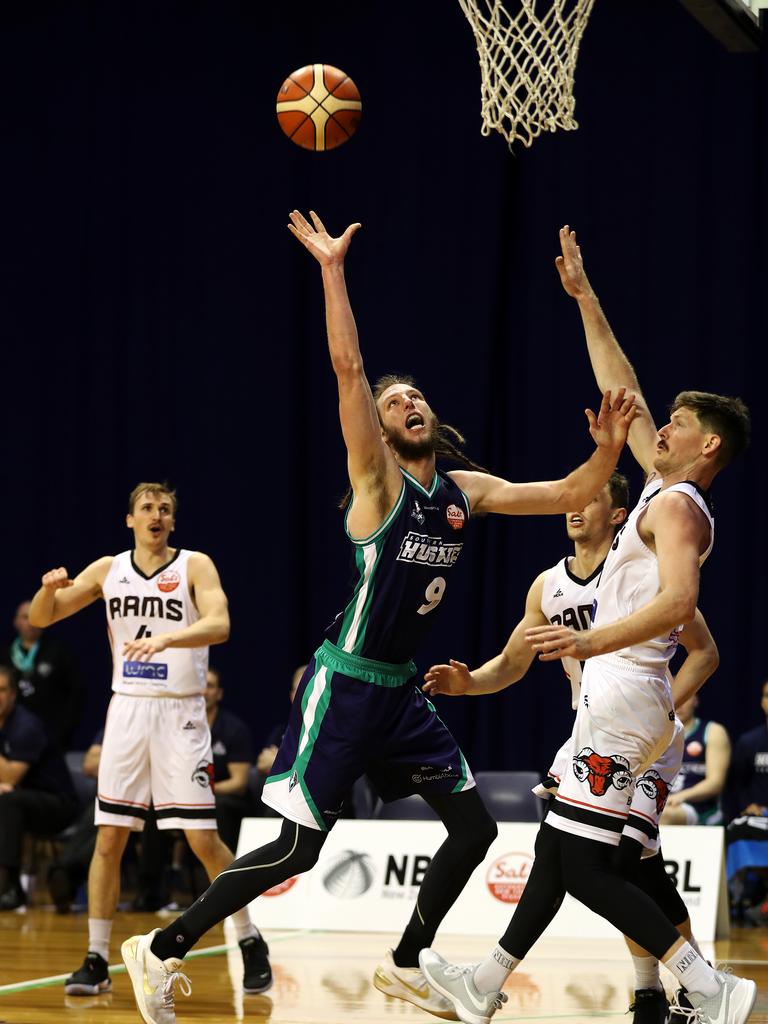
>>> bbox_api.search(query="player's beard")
[384,422,436,461]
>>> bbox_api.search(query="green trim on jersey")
[263,768,293,786]
[344,479,406,545]
[451,750,470,793]
[316,639,416,687]
[335,538,385,655]
[291,664,334,829]
[400,467,440,499]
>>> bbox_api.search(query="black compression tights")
[393,788,498,967]
[500,824,681,961]
[151,817,328,960]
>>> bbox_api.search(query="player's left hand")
[525,624,593,662]
[586,387,637,453]
[122,635,171,662]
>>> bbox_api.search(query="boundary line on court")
[0,929,313,996]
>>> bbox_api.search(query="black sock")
[150,818,327,961]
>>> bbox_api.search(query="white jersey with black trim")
[104,549,207,697]
[541,556,603,710]
[592,477,714,671]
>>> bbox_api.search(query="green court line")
[0,930,312,997]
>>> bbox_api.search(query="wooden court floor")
[1,909,767,1024]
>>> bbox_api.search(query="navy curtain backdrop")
[1,1,765,771]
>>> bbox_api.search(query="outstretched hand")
[586,387,637,452]
[288,209,361,266]
[422,660,473,697]
[555,225,592,300]
[525,624,594,662]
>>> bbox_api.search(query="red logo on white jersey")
[446,504,465,530]
[486,852,533,904]
[157,570,180,593]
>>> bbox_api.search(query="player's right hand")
[555,225,593,300]
[41,567,75,590]
[422,659,473,697]
[287,209,361,266]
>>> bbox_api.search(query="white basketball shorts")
[546,654,675,847]
[96,692,217,830]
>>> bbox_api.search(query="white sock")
[231,907,258,942]
[88,918,113,962]
[663,942,718,998]
[687,933,704,959]
[631,954,662,991]
[474,945,520,994]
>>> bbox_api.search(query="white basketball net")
[457,0,596,148]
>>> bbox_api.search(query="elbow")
[28,609,47,629]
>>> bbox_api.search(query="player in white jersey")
[28,482,271,999]
[423,475,719,1024]
[419,230,754,1024]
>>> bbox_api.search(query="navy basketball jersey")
[325,468,470,664]
[673,717,719,820]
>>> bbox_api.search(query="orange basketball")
[276,64,362,152]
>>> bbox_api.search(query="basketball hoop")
[457,0,596,148]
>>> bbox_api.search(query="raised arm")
[526,491,710,661]
[450,388,636,515]
[29,557,113,627]
[556,226,659,476]
[288,210,402,534]
[122,552,229,662]
[422,573,546,696]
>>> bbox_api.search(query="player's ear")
[126,514,134,529]
[611,507,628,526]
[703,433,721,459]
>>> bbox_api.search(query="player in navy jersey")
[122,212,637,1024]
[661,694,730,826]
[420,228,753,1024]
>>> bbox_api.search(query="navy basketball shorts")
[262,640,475,830]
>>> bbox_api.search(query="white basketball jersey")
[103,549,207,697]
[593,478,714,671]
[541,556,603,709]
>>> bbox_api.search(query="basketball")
[276,64,362,152]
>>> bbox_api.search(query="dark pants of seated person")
[216,793,257,853]
[47,799,98,909]
[0,788,77,895]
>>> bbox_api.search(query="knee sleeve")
[636,851,689,927]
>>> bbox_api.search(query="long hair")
[338,374,488,509]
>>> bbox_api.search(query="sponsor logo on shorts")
[182,720,196,730]
[446,504,465,530]
[411,765,454,784]
[191,759,215,788]
[289,770,299,792]
[157,570,181,593]
[123,661,168,680]
[486,851,533,904]
[572,747,632,797]
[636,769,671,815]
[322,849,375,898]
[396,532,463,566]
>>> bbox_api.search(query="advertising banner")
[237,819,727,939]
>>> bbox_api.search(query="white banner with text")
[237,819,728,939]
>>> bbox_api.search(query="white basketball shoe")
[419,947,508,1024]
[121,928,192,1024]
[373,949,459,1020]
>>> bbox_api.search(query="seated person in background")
[135,667,257,905]
[0,666,78,909]
[253,664,307,812]
[661,693,730,825]
[206,666,256,852]
[47,731,103,913]
[1,600,84,751]
[724,677,768,922]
